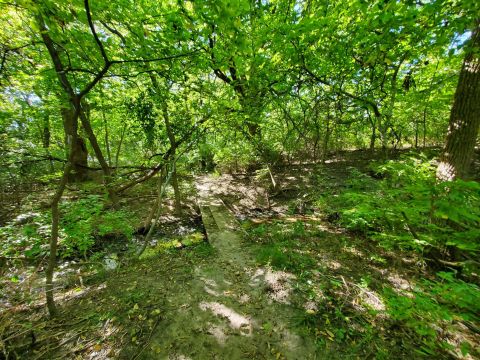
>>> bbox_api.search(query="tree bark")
[102,105,112,167]
[46,140,75,316]
[437,22,480,181]
[79,104,118,204]
[62,108,89,182]
[46,97,82,316]
[42,113,50,149]
[36,4,112,315]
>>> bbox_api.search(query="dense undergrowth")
[324,155,480,258]
[243,153,480,358]
[1,152,479,358]
[0,194,138,262]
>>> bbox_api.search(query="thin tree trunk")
[46,163,71,315]
[423,61,440,148]
[437,21,480,181]
[382,54,407,154]
[115,122,127,169]
[322,111,331,163]
[160,102,181,214]
[138,164,175,257]
[423,106,428,148]
[102,106,112,167]
[171,167,181,215]
[142,167,166,230]
[42,113,50,149]
[147,72,182,213]
[79,106,118,204]
[42,114,55,172]
[366,110,376,152]
[46,102,80,316]
[36,6,113,315]
[370,126,376,151]
[415,117,419,148]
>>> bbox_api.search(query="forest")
[0,0,479,358]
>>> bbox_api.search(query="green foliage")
[0,196,137,260]
[255,242,315,271]
[125,92,158,147]
[245,220,320,270]
[213,140,257,172]
[60,195,136,258]
[384,271,480,355]
[0,212,51,259]
[328,154,480,258]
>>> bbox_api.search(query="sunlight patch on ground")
[199,277,221,296]
[387,273,413,291]
[250,267,296,304]
[238,294,250,303]
[206,323,228,345]
[303,300,318,313]
[169,354,193,360]
[343,246,365,258]
[199,302,253,336]
[326,260,342,270]
[444,322,480,360]
[352,286,386,312]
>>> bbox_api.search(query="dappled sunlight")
[199,276,222,297]
[250,267,296,304]
[326,259,342,270]
[2,149,478,358]
[199,301,253,336]
[196,174,270,215]
[387,272,413,292]
[169,354,193,360]
[342,245,365,258]
[436,161,456,181]
[206,323,228,345]
[354,287,386,312]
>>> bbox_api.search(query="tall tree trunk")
[367,111,376,152]
[46,99,82,316]
[382,54,407,154]
[415,117,419,148]
[437,22,480,181]
[62,108,89,182]
[370,127,376,151]
[422,105,428,147]
[36,7,113,315]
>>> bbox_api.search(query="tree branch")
[84,0,110,63]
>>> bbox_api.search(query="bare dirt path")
[140,176,318,359]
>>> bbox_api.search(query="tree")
[437,21,480,181]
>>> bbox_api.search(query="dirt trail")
[141,176,317,359]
